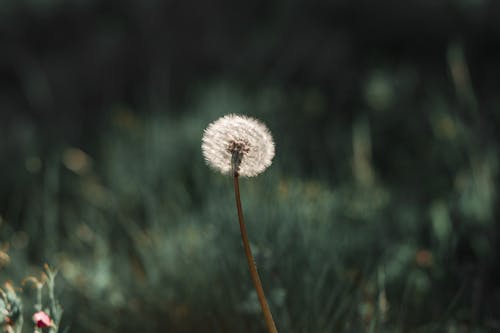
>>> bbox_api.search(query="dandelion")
[202,114,278,333]
[202,114,275,177]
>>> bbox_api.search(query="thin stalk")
[233,174,278,333]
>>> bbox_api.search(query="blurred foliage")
[1,0,500,332]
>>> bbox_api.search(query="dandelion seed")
[201,114,275,177]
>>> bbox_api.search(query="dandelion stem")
[233,174,278,333]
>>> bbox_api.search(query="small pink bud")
[33,311,52,328]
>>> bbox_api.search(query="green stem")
[35,285,42,311]
[233,174,278,333]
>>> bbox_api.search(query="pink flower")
[33,311,52,328]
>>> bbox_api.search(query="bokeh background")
[1,1,500,332]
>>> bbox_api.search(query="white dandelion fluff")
[202,114,275,177]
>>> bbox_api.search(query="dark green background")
[1,1,499,332]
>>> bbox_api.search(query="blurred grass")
[0,80,498,332]
[2,0,500,330]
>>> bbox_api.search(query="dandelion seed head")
[202,114,275,177]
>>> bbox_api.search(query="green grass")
[1,82,498,332]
